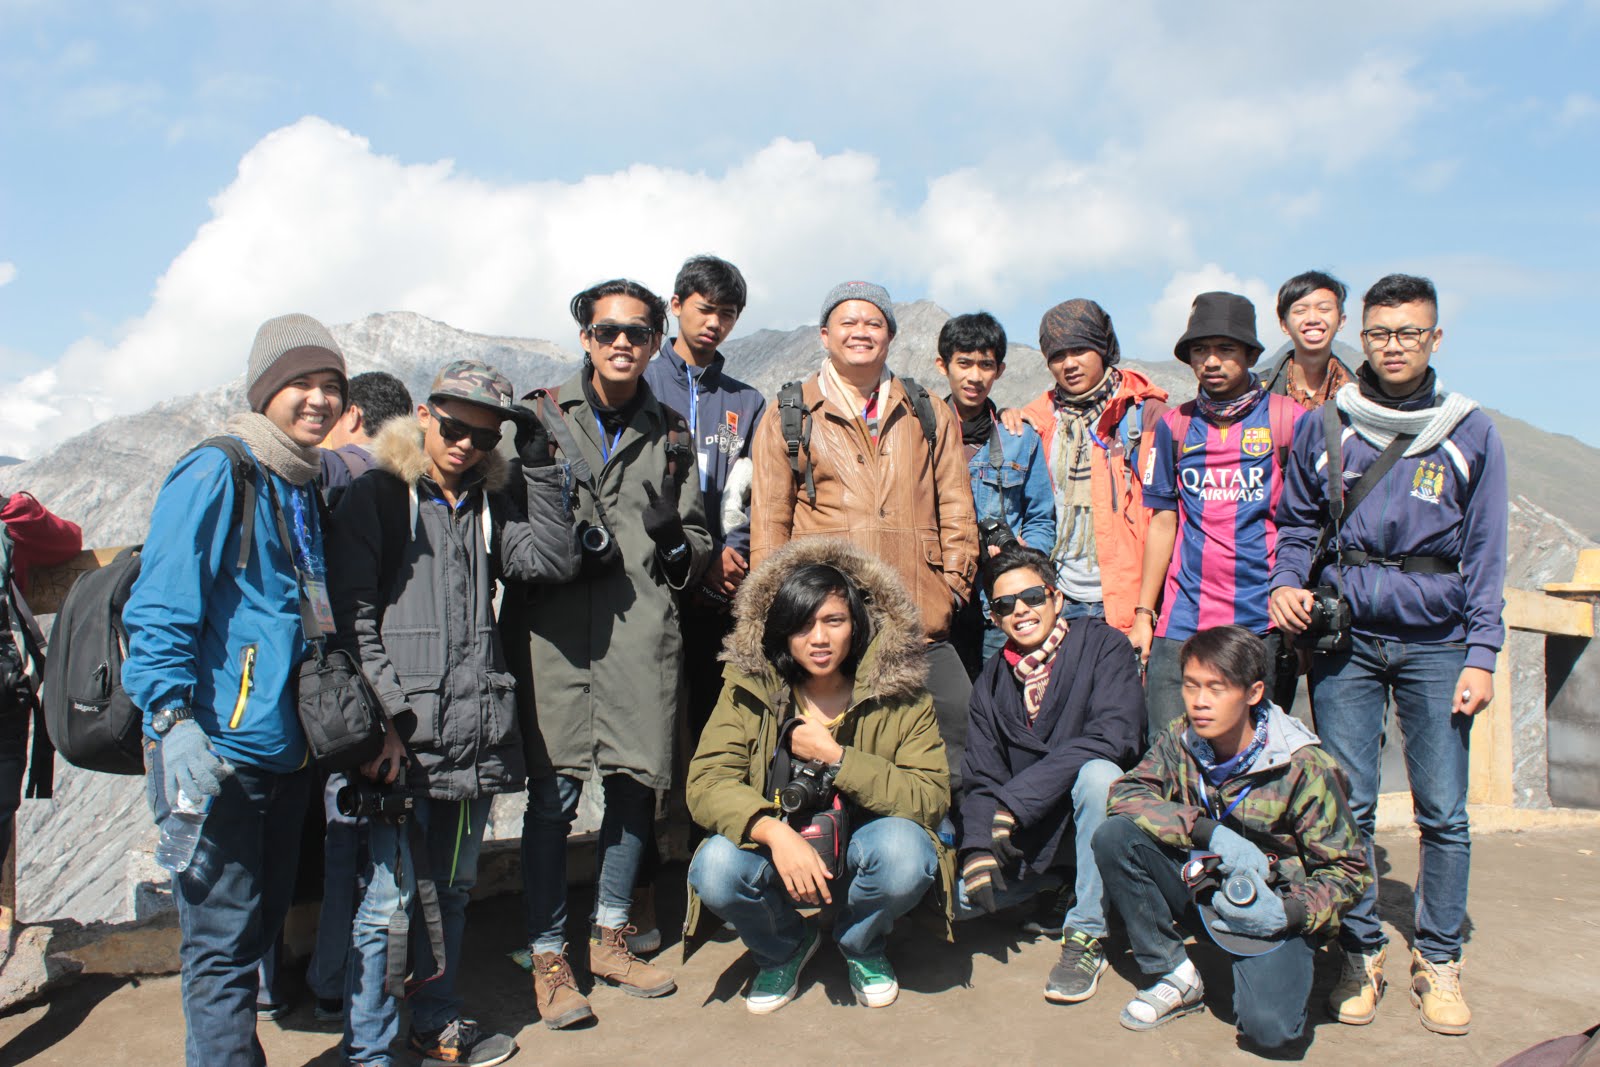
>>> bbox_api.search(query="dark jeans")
[306,771,361,1001]
[145,740,312,1067]
[1093,814,1315,1050]
[523,773,654,952]
[0,709,26,870]
[924,640,972,789]
[1310,634,1471,962]
[1146,631,1283,736]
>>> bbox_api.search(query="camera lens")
[580,524,611,554]
[1223,871,1257,907]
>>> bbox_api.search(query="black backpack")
[775,376,938,506]
[42,436,262,775]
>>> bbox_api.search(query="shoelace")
[541,954,578,990]
[1065,935,1100,973]
[1418,958,1464,999]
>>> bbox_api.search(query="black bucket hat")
[1174,291,1264,363]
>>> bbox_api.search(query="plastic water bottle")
[155,789,211,874]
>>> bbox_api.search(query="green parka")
[682,536,957,954]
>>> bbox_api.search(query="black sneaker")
[254,997,293,1022]
[1020,885,1073,939]
[407,1017,517,1066]
[1044,927,1108,1004]
[313,997,343,1025]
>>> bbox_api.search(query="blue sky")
[1,0,1597,456]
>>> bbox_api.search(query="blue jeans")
[1094,814,1314,1050]
[144,740,312,1067]
[523,773,654,952]
[1311,634,1472,962]
[688,816,938,969]
[344,794,491,1063]
[306,771,361,1002]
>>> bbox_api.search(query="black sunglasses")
[585,322,656,347]
[989,584,1052,617]
[427,403,502,451]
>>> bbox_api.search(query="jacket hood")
[369,417,509,492]
[722,536,928,704]
[1181,701,1319,776]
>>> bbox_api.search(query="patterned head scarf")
[1039,299,1121,366]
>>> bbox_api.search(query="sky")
[1,0,1597,458]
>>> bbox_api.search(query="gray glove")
[1208,825,1270,877]
[162,719,233,804]
[1211,869,1288,937]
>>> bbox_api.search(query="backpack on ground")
[777,376,939,505]
[42,436,261,775]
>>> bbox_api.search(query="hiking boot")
[625,884,662,955]
[1044,927,1108,1003]
[746,924,820,1015]
[1020,885,1073,939]
[589,924,676,998]
[1328,944,1386,1025]
[407,1017,517,1066]
[844,952,899,1008]
[530,945,595,1030]
[1410,949,1470,1035]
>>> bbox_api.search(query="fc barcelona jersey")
[1142,393,1305,641]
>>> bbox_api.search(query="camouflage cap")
[428,359,516,417]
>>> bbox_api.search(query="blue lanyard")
[686,368,700,441]
[1197,779,1254,823]
[593,414,624,463]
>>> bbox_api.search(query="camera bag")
[1296,402,1415,652]
[768,715,851,881]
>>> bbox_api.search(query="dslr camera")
[976,517,1020,558]
[779,759,838,816]
[1295,585,1352,654]
[576,519,621,577]
[335,763,415,821]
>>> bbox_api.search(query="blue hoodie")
[643,341,766,556]
[124,444,321,772]
[1270,403,1507,671]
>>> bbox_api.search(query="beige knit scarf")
[223,412,322,486]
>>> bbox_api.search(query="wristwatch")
[150,706,195,737]
[662,542,690,562]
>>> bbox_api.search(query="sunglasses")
[989,584,1052,617]
[585,322,657,347]
[427,403,502,451]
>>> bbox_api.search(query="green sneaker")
[845,952,899,1008]
[746,925,820,1015]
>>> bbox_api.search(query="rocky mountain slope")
[4,304,1594,924]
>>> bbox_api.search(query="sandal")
[1118,972,1206,1032]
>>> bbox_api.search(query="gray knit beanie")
[246,313,349,413]
[819,280,897,337]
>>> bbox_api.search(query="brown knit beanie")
[245,313,348,413]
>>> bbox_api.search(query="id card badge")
[302,575,337,635]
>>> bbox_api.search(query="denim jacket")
[960,402,1056,595]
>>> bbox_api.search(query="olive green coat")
[682,536,957,954]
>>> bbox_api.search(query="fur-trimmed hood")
[721,536,928,705]
[369,416,509,492]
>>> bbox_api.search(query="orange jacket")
[1020,369,1169,633]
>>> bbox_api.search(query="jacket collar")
[369,417,508,494]
[1180,702,1320,778]
[656,339,725,389]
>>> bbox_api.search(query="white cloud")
[0,117,1187,458]
[1143,264,1277,358]
[1557,91,1600,127]
[0,262,15,287]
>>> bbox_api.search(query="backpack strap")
[188,435,260,572]
[525,389,619,540]
[1167,401,1196,473]
[898,377,939,453]
[776,381,816,506]
[660,406,694,493]
[1117,400,1144,457]
[1267,393,1300,472]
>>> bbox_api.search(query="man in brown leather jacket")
[749,280,979,780]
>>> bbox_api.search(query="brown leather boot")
[530,946,594,1030]
[589,924,677,998]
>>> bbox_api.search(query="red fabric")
[2,492,83,596]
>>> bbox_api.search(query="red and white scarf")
[1005,613,1071,724]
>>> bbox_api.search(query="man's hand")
[513,409,554,468]
[162,719,233,803]
[641,480,689,557]
[1269,586,1315,635]
[1208,825,1270,878]
[1453,666,1494,716]
[1210,869,1288,937]
[702,544,751,596]
[755,817,834,905]
[1128,613,1154,661]
[962,851,1007,914]
[998,408,1044,437]
[789,719,844,765]
[991,808,1023,868]
[360,726,406,784]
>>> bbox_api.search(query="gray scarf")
[223,412,322,485]
[1332,382,1478,457]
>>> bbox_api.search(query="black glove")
[513,409,554,468]
[991,807,1024,869]
[641,480,689,557]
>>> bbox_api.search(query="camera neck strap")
[1310,401,1415,565]
[526,390,618,541]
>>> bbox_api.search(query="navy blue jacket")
[643,342,766,556]
[957,617,1145,873]
[1270,403,1507,671]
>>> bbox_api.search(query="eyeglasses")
[990,584,1052,617]
[1360,326,1436,351]
[585,323,657,347]
[427,403,502,451]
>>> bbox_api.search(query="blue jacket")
[124,443,320,772]
[958,400,1056,619]
[643,342,766,555]
[957,616,1144,874]
[1270,404,1508,671]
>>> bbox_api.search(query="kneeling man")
[1093,626,1368,1050]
